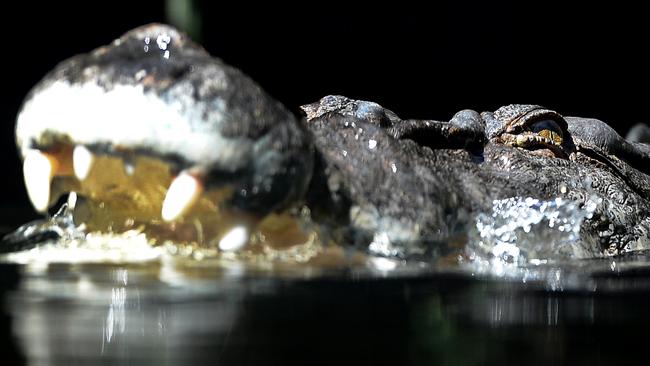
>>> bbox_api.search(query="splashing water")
[466,190,603,277]
[0,181,615,288]
[1,203,162,264]
[2,203,83,252]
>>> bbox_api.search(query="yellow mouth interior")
[43,144,314,252]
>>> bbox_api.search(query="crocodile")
[12,23,650,257]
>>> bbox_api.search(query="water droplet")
[368,139,377,149]
[390,162,397,173]
[156,34,171,50]
[143,36,151,52]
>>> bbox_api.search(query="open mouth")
[20,142,313,253]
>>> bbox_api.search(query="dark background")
[1,1,648,225]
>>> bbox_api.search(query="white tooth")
[73,145,94,181]
[23,150,55,212]
[161,172,202,222]
[218,225,249,252]
[67,191,78,209]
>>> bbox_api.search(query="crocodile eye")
[529,119,563,143]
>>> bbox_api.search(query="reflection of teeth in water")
[161,171,203,222]
[72,145,94,181]
[23,150,57,212]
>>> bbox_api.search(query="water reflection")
[5,235,650,364]
[103,287,126,348]
[7,264,248,363]
[464,289,596,327]
[3,260,650,365]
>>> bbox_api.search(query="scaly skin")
[303,96,650,256]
